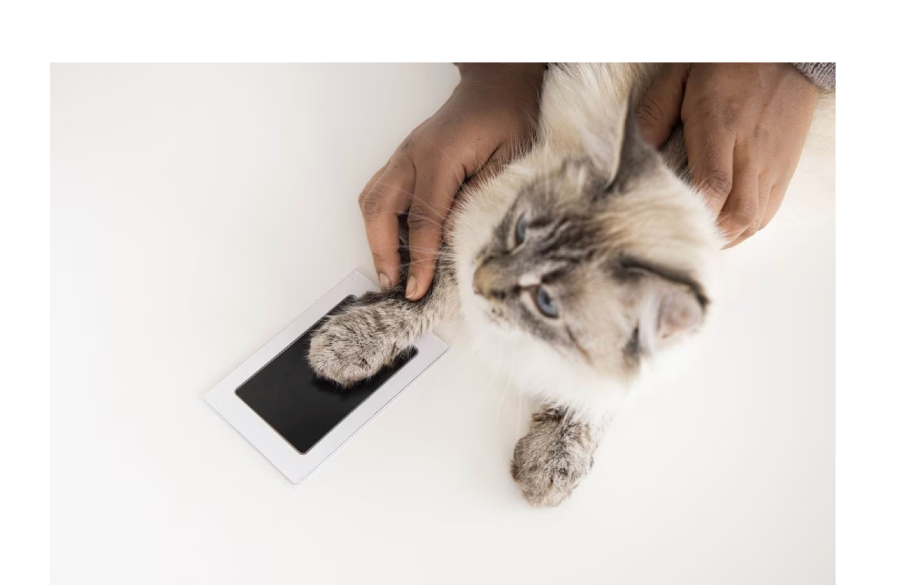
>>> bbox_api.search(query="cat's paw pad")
[308,308,399,388]
[510,411,596,507]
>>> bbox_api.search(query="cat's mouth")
[482,305,503,325]
[469,277,511,330]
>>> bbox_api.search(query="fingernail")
[378,273,391,291]
[405,276,418,300]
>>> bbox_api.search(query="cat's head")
[455,103,720,395]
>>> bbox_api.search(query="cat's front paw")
[511,408,597,507]
[308,307,401,388]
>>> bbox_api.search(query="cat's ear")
[655,285,704,340]
[580,95,654,196]
[618,258,708,344]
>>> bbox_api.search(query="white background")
[50,64,834,584]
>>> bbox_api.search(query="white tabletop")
[51,64,834,585]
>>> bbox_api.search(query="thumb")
[635,64,690,147]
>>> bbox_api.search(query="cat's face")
[460,112,718,388]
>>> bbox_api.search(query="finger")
[635,64,690,147]
[359,159,414,289]
[684,122,735,216]
[731,180,773,246]
[754,138,803,235]
[405,162,464,300]
[718,158,760,248]
[357,162,388,217]
[760,179,790,231]
[754,178,772,232]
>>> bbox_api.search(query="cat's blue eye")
[534,286,559,318]
[515,214,527,246]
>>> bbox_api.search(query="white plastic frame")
[204,271,449,485]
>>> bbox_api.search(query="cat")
[307,63,834,507]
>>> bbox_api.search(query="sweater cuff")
[793,63,836,90]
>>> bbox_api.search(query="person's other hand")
[359,63,545,299]
[636,63,819,247]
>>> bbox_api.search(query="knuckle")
[727,206,757,230]
[408,199,444,228]
[370,248,395,264]
[358,192,385,218]
[635,100,664,125]
[406,209,438,233]
[750,125,770,143]
[720,103,740,129]
[699,170,732,198]
[699,95,737,128]
[398,135,416,154]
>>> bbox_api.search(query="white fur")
[441,63,833,424]
[309,63,835,506]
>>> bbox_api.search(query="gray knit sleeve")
[793,63,836,90]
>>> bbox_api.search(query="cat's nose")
[473,263,498,298]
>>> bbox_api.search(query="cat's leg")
[308,266,453,387]
[511,405,603,507]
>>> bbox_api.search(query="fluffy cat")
[307,63,834,507]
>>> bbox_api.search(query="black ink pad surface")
[204,271,448,484]
[235,295,418,454]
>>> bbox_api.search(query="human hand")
[359,63,545,299]
[636,63,819,247]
